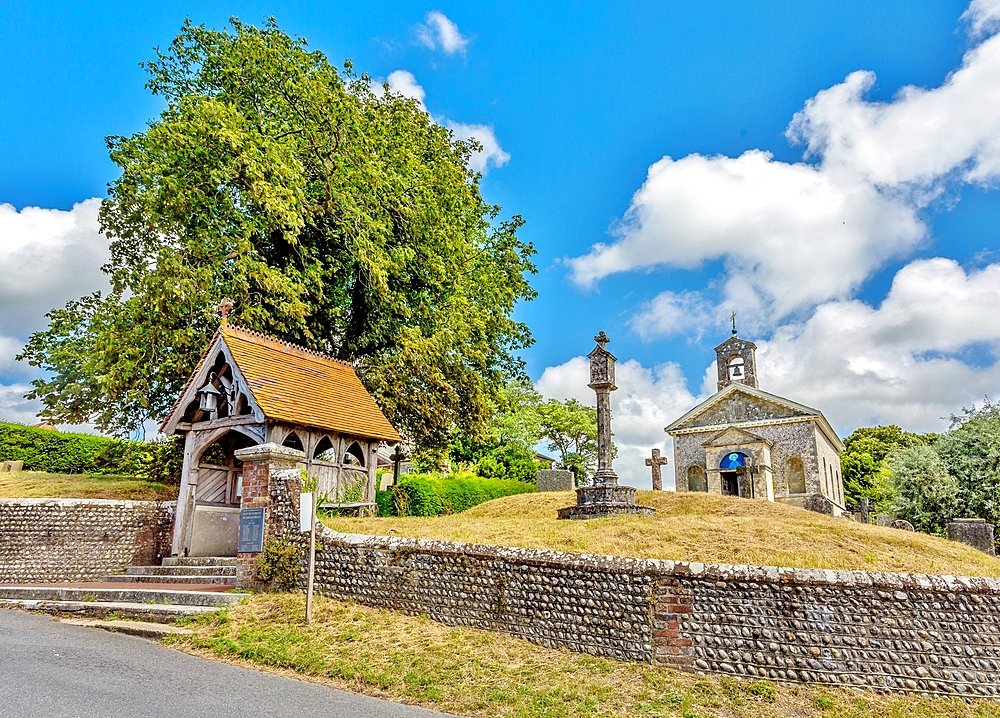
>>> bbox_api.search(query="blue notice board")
[238,508,265,553]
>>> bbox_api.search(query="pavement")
[0,609,453,718]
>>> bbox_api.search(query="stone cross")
[645,448,669,491]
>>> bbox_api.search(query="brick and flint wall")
[0,498,174,583]
[251,458,1000,698]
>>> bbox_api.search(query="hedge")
[378,472,535,517]
[0,421,184,482]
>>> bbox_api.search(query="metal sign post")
[300,491,317,624]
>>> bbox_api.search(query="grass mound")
[324,490,1000,577]
[0,470,178,501]
[171,593,1000,718]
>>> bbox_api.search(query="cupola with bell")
[714,313,759,392]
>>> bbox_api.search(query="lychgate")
[160,315,401,557]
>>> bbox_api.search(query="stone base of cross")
[645,448,669,491]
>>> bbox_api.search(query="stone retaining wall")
[0,499,175,583]
[251,462,1000,698]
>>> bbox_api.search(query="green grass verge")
[167,593,1000,718]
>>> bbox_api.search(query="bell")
[732,365,743,377]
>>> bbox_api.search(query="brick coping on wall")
[318,526,1000,595]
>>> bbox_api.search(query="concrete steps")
[0,557,246,624]
[102,573,236,585]
[104,556,239,588]
[163,557,239,567]
[125,565,238,577]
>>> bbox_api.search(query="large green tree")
[19,19,536,448]
[840,425,932,507]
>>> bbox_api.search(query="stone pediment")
[666,385,817,433]
[702,426,772,449]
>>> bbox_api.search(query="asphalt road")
[0,609,452,718]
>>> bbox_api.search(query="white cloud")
[386,70,427,110]
[536,356,700,489]
[758,257,1000,433]
[0,198,108,338]
[963,0,1000,38]
[0,198,108,425]
[0,383,40,426]
[379,71,510,175]
[444,120,511,173]
[415,11,470,55]
[629,290,716,341]
[570,10,1000,327]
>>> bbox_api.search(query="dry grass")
[0,470,178,501]
[171,593,1000,718]
[323,491,1000,577]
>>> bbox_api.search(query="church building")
[664,330,846,515]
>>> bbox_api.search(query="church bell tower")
[715,317,758,392]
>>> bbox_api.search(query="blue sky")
[4,1,1000,485]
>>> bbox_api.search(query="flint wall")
[0,499,174,583]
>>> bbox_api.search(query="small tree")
[934,401,1000,528]
[537,398,598,484]
[887,445,961,535]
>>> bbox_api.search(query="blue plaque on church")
[238,508,265,553]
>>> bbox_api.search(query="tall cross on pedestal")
[645,448,669,491]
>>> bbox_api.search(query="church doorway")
[719,451,750,498]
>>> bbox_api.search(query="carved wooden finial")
[219,298,234,324]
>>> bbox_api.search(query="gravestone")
[537,469,575,492]
[876,514,894,527]
[645,449,669,491]
[947,518,996,555]
[891,519,915,532]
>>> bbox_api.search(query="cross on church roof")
[730,311,737,336]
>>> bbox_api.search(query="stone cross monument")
[645,448,669,491]
[557,332,655,519]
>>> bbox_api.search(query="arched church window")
[785,457,806,494]
[282,432,304,452]
[727,355,745,382]
[687,465,707,492]
[343,441,366,467]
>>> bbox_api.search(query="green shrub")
[375,490,394,517]
[475,442,541,483]
[386,473,534,517]
[254,538,302,589]
[0,421,183,481]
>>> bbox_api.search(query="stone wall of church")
[0,498,175,583]
[673,420,824,500]
[813,425,846,507]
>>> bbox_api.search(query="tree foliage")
[886,445,961,535]
[18,19,536,449]
[840,425,932,507]
[537,398,599,484]
[934,401,1000,528]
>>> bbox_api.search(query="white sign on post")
[300,492,314,532]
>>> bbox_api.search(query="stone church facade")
[665,333,846,515]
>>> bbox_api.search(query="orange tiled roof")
[219,324,401,442]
